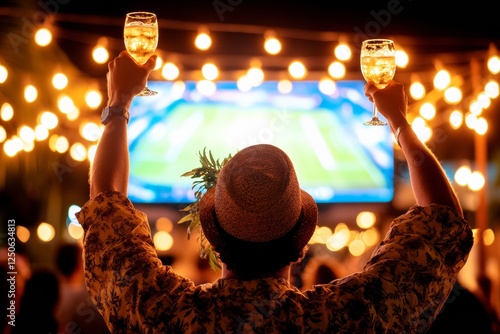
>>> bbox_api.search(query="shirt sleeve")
[358,204,473,332]
[75,190,194,333]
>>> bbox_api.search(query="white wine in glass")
[360,39,396,125]
[124,12,158,96]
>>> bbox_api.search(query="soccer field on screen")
[127,81,394,203]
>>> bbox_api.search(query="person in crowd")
[76,51,473,333]
[54,242,110,334]
[11,267,59,334]
[1,243,31,334]
[427,281,499,334]
[298,253,345,291]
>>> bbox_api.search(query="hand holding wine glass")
[124,12,158,96]
[360,39,396,125]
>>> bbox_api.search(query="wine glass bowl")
[124,12,158,96]
[360,39,396,125]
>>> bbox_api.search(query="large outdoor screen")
[127,80,394,204]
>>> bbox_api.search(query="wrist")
[101,106,130,125]
[393,123,411,148]
[107,95,133,110]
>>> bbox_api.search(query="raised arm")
[89,51,156,199]
[365,81,463,217]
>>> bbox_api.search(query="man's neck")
[221,264,290,280]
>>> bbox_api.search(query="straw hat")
[199,144,318,249]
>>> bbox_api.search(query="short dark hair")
[212,213,308,279]
[55,243,82,278]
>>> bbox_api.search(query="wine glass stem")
[372,104,379,120]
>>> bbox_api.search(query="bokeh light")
[37,222,55,242]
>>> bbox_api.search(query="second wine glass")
[124,12,159,96]
[360,39,396,125]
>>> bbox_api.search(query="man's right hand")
[106,51,157,109]
[364,81,408,133]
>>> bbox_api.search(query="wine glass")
[124,12,159,96]
[360,39,396,125]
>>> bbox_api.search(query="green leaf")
[177,214,193,225]
[208,249,221,271]
[176,148,233,271]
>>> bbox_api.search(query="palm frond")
[176,148,232,271]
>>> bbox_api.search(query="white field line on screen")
[299,114,336,170]
[164,110,204,162]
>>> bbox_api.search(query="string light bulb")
[0,126,6,143]
[264,30,282,55]
[34,125,49,141]
[468,171,485,191]
[52,72,68,90]
[465,112,478,129]
[85,90,102,109]
[18,125,35,143]
[327,61,346,79]
[469,99,483,116]
[318,78,336,95]
[484,80,499,98]
[57,95,75,114]
[24,85,38,103]
[247,63,264,87]
[487,55,500,74]
[419,102,436,120]
[449,110,463,129]
[0,63,8,83]
[195,26,212,51]
[70,142,87,162]
[443,86,462,104]
[40,111,58,130]
[34,27,52,47]
[395,48,409,68]
[334,40,351,61]
[92,37,109,64]
[433,68,451,90]
[487,43,500,74]
[37,222,56,242]
[477,92,491,109]
[236,74,252,92]
[197,79,216,96]
[454,164,471,186]
[154,55,163,70]
[475,117,488,135]
[277,79,292,94]
[1,103,14,121]
[201,62,219,80]
[409,74,426,100]
[288,60,307,79]
[162,62,180,81]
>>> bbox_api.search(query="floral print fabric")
[76,190,473,334]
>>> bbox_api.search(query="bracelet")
[394,125,405,148]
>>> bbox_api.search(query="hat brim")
[199,187,318,251]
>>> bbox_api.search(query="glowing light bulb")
[162,62,180,81]
[35,28,52,46]
[327,61,346,79]
[195,32,212,51]
[52,73,68,90]
[334,43,351,61]
[264,37,282,55]
[0,64,8,83]
[92,46,109,64]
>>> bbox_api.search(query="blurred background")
[1,0,500,331]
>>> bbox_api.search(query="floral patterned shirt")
[76,190,473,334]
